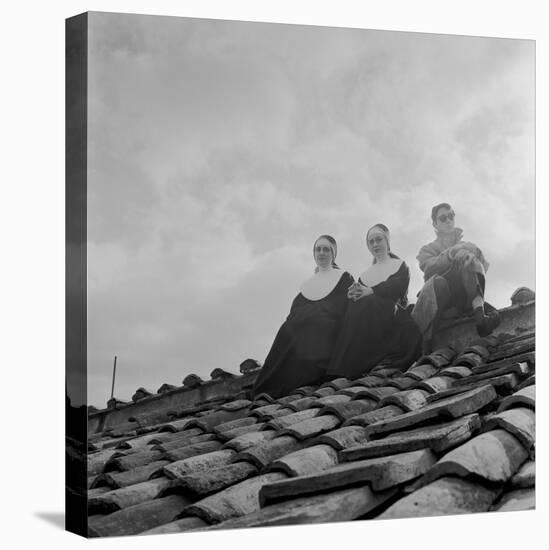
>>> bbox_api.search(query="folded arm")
[417,245,452,280]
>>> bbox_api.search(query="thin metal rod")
[110,355,117,400]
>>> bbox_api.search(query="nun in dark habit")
[326,224,422,380]
[251,235,354,399]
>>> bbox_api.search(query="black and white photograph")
[4,2,546,549]
[66,10,538,538]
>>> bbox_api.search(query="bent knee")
[432,275,449,293]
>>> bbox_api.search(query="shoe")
[476,311,501,337]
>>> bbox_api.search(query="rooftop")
[85,294,535,537]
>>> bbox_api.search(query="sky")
[86,12,535,408]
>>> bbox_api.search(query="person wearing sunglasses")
[412,202,500,352]
[252,235,354,399]
[325,224,421,380]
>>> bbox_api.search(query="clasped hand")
[448,246,475,267]
[347,282,373,301]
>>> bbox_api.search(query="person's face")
[367,231,388,259]
[433,206,455,234]
[314,238,333,269]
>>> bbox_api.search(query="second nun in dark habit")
[326,224,421,380]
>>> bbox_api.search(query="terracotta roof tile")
[176,461,259,495]
[280,414,341,440]
[482,407,535,450]
[249,403,283,418]
[403,363,439,381]
[497,385,535,412]
[339,385,371,397]
[88,476,100,489]
[312,394,353,407]
[516,374,535,391]
[341,414,481,461]
[459,361,531,386]
[88,486,111,498]
[416,347,456,368]
[353,375,386,388]
[88,449,118,476]
[159,418,197,433]
[426,374,520,403]
[418,429,528,486]
[285,396,318,411]
[164,440,224,462]
[234,435,303,469]
[107,449,164,472]
[188,408,251,431]
[364,385,497,438]
[491,487,535,512]
[349,386,399,402]
[152,433,216,452]
[438,365,473,379]
[263,448,434,503]
[88,494,191,537]
[157,383,178,394]
[266,408,319,430]
[164,449,236,480]
[370,366,403,377]
[275,394,303,405]
[452,351,484,368]
[267,444,339,476]
[140,516,208,535]
[224,429,277,452]
[210,484,397,529]
[182,472,288,524]
[379,389,429,412]
[293,385,317,396]
[320,399,377,421]
[115,432,165,450]
[385,377,417,390]
[321,377,353,391]
[251,393,275,405]
[213,416,258,433]
[220,399,253,411]
[343,404,405,428]
[182,374,203,388]
[378,477,499,519]
[210,368,236,381]
[132,388,154,402]
[148,428,202,445]
[312,387,336,397]
[216,422,268,441]
[93,460,170,489]
[312,425,369,451]
[416,376,454,393]
[462,344,490,358]
[88,477,178,514]
[509,460,535,488]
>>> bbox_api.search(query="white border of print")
[2,1,545,550]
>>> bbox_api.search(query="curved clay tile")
[131,388,153,402]
[210,368,236,380]
[157,383,177,394]
[182,373,203,388]
[510,287,535,305]
[239,358,262,374]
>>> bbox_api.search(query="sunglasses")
[437,211,455,223]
